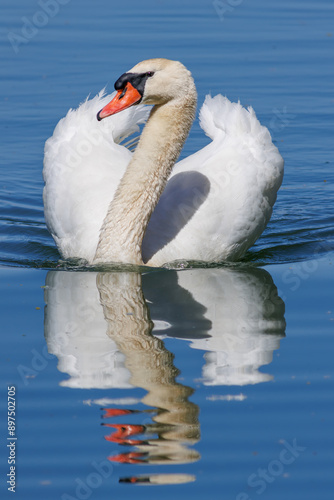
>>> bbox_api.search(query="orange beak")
[97,82,142,120]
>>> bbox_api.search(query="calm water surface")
[1,0,333,499]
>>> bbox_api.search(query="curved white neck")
[93,92,197,265]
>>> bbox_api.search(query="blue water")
[1,0,334,499]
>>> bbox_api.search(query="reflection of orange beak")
[104,424,145,444]
[102,408,133,419]
[97,82,142,120]
[108,452,146,464]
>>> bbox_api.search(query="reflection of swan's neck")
[97,272,153,338]
[94,93,197,265]
[96,272,199,438]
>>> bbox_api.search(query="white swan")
[43,58,284,266]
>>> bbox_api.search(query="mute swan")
[43,58,284,266]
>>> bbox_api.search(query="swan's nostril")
[119,87,127,100]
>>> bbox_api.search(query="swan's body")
[43,59,284,266]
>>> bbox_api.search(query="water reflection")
[44,266,285,485]
[152,268,286,385]
[97,272,200,471]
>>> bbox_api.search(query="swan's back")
[143,95,284,265]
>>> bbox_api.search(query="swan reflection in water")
[44,267,285,485]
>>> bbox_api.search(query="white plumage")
[43,59,284,266]
[43,90,149,262]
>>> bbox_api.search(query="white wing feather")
[43,90,149,261]
[143,95,284,264]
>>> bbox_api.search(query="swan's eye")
[146,71,154,77]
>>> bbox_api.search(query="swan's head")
[97,58,196,120]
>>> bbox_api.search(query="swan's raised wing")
[143,95,284,265]
[43,90,149,261]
